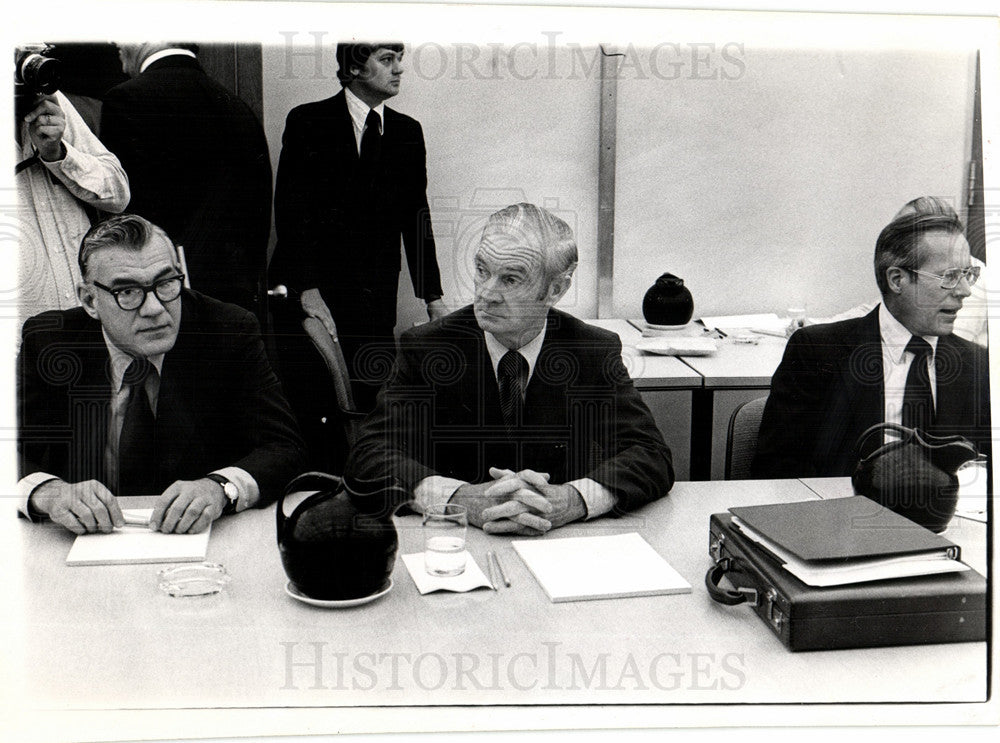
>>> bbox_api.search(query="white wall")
[261,41,974,329]
[614,46,975,320]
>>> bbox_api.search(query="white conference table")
[589,319,789,479]
[3,478,987,715]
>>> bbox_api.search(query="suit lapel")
[330,92,360,166]
[72,329,115,485]
[151,299,202,484]
[824,309,884,464]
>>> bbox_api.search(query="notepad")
[512,532,691,603]
[65,509,211,566]
[700,313,787,334]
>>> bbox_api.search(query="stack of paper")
[729,497,968,587]
[700,313,789,336]
[65,509,211,566]
[512,532,690,603]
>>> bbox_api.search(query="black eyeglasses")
[93,275,185,311]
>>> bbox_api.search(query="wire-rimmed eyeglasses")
[907,265,980,290]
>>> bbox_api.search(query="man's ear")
[884,266,908,294]
[77,282,101,320]
[546,272,573,305]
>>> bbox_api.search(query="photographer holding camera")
[15,45,130,326]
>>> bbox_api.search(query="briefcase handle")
[705,558,759,606]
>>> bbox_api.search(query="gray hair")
[78,214,176,279]
[484,203,578,286]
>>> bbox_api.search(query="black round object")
[277,473,407,600]
[642,273,694,327]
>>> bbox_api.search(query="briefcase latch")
[763,588,784,629]
[709,532,725,562]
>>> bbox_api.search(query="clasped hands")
[451,467,587,536]
[31,478,229,535]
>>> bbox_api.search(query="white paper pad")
[700,313,787,335]
[401,551,493,594]
[65,509,211,566]
[956,460,989,523]
[636,337,718,356]
[512,532,691,603]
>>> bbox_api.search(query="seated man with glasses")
[17,214,304,534]
[753,197,990,478]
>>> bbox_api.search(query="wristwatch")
[206,473,239,515]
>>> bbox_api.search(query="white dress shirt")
[344,87,385,154]
[139,48,196,74]
[413,325,618,520]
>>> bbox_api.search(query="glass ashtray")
[158,562,231,597]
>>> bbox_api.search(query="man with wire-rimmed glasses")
[16,214,304,535]
[753,197,990,478]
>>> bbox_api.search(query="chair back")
[301,316,365,446]
[725,395,769,480]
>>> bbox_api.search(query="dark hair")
[335,42,404,86]
[78,213,174,279]
[873,202,964,295]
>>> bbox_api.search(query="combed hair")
[78,214,174,279]
[336,42,404,86]
[873,200,964,295]
[485,203,578,286]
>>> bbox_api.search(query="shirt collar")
[140,48,196,74]
[483,323,547,382]
[103,330,166,392]
[344,86,385,134]
[878,303,938,365]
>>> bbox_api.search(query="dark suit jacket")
[17,290,304,502]
[752,307,991,478]
[269,90,442,333]
[100,56,272,316]
[346,306,674,514]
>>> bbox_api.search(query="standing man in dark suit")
[100,43,272,319]
[752,200,990,478]
[17,214,304,535]
[269,43,446,468]
[347,203,673,536]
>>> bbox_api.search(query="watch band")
[205,473,239,514]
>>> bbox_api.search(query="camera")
[14,44,62,122]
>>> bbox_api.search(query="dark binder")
[729,496,961,563]
[706,512,986,651]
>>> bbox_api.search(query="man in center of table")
[347,203,673,535]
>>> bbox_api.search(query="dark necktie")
[498,350,528,433]
[118,358,157,496]
[359,109,382,172]
[901,336,934,431]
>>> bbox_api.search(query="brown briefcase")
[706,512,986,651]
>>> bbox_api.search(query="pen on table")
[492,552,511,587]
[486,549,497,590]
[715,328,727,339]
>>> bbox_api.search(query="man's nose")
[138,290,166,316]
[476,277,502,301]
[952,275,974,299]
